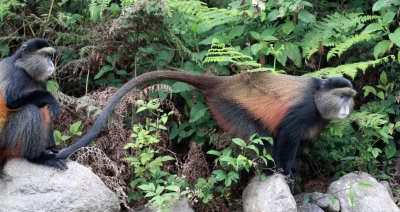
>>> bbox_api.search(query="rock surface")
[327,172,399,212]
[311,192,340,212]
[298,203,324,212]
[242,174,296,212]
[0,159,120,212]
[136,199,194,212]
[295,192,340,212]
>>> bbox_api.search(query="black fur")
[276,78,323,177]
[0,39,64,169]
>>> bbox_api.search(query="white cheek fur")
[338,102,350,118]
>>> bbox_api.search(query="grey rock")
[242,174,296,212]
[311,192,340,212]
[135,199,193,212]
[0,158,120,212]
[168,199,193,212]
[298,203,324,212]
[327,172,399,212]
[295,192,340,212]
[379,181,393,197]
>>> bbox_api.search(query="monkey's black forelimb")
[5,90,61,120]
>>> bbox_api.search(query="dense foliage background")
[1,0,400,210]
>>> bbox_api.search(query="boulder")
[0,158,120,212]
[295,192,340,212]
[242,174,296,212]
[327,172,399,212]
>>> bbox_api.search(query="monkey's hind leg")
[1,105,66,169]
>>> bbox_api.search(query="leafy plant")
[123,99,187,210]
[194,134,273,203]
[53,121,83,146]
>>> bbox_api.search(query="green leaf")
[361,23,383,35]
[267,10,279,21]
[262,36,278,42]
[228,26,245,40]
[207,150,221,156]
[46,80,59,91]
[286,42,302,68]
[377,91,385,100]
[94,65,113,80]
[373,0,400,11]
[358,183,373,187]
[374,40,391,59]
[190,103,208,123]
[53,130,62,141]
[136,106,147,113]
[232,138,247,148]
[213,169,227,182]
[362,86,377,97]
[298,10,315,23]
[275,42,287,66]
[329,194,336,204]
[383,12,396,26]
[380,71,388,85]
[171,82,189,93]
[251,43,264,55]
[384,140,396,159]
[370,147,382,158]
[349,187,355,206]
[398,50,400,63]
[138,183,155,192]
[261,29,275,37]
[281,21,294,34]
[136,100,145,106]
[70,121,82,134]
[303,194,311,203]
[250,31,262,41]
[389,28,400,47]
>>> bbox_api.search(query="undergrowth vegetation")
[1,0,400,210]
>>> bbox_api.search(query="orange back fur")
[220,72,310,135]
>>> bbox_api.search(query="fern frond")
[164,29,203,67]
[301,13,380,59]
[328,110,388,137]
[327,34,380,61]
[166,0,244,34]
[350,111,388,129]
[305,55,395,79]
[203,39,262,69]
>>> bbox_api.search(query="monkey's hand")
[48,101,61,121]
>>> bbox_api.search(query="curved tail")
[56,70,218,159]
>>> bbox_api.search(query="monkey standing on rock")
[0,39,356,181]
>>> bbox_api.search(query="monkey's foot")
[30,150,68,170]
[41,158,67,170]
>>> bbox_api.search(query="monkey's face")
[15,47,56,82]
[334,88,356,119]
[315,87,356,120]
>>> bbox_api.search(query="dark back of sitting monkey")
[0,39,65,170]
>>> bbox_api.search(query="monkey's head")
[315,77,357,120]
[14,39,56,82]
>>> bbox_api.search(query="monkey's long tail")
[55,70,218,159]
